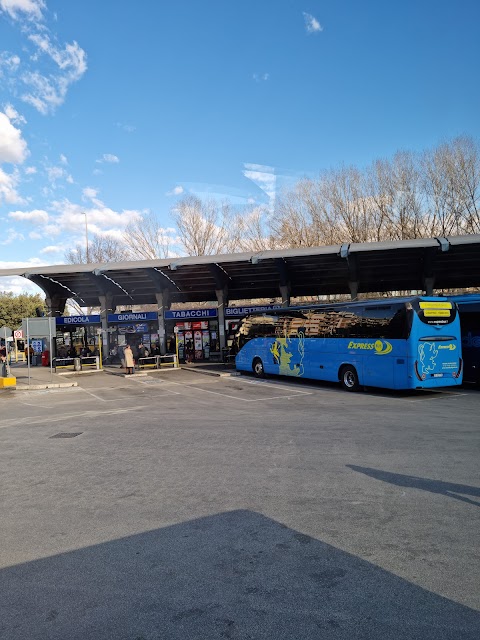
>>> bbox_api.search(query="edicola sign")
[56,315,101,325]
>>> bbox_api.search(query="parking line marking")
[167,380,310,403]
[242,379,313,394]
[79,387,106,402]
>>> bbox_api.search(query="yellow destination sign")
[423,309,451,317]
[419,301,453,309]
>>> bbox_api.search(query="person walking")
[124,344,135,375]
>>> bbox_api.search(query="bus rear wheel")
[340,365,360,392]
[253,358,265,378]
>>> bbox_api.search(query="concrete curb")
[56,369,105,376]
[103,369,148,378]
[15,382,78,390]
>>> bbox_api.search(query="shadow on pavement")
[1,510,479,639]
[348,465,480,507]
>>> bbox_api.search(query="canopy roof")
[1,235,478,308]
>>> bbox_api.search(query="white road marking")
[79,387,106,402]
[0,406,144,430]
[242,379,313,394]
[167,379,311,403]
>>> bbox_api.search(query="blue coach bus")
[450,294,480,386]
[234,297,463,391]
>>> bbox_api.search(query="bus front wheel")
[253,358,265,378]
[340,365,360,392]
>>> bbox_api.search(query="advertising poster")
[185,331,193,341]
[194,330,202,351]
[200,321,209,329]
[192,322,202,330]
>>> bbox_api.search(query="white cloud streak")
[96,153,119,164]
[8,208,49,224]
[0,0,45,21]
[303,12,323,34]
[0,110,28,163]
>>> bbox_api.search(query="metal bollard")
[74,357,81,372]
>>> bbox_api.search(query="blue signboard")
[164,308,218,320]
[108,312,158,323]
[225,305,283,317]
[56,315,101,325]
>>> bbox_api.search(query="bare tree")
[124,211,175,259]
[367,151,425,240]
[172,195,233,256]
[65,234,130,264]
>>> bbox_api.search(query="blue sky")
[0,0,479,293]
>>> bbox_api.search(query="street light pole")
[82,212,90,262]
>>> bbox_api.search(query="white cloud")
[8,208,49,224]
[303,12,323,34]
[66,174,73,184]
[21,36,87,115]
[28,230,41,239]
[0,227,24,245]
[46,165,66,183]
[253,73,269,82]
[59,153,67,164]
[25,166,36,174]
[39,244,62,254]
[0,0,45,21]
[0,110,28,163]
[4,104,26,124]
[0,167,24,204]
[0,257,48,295]
[116,122,136,133]
[48,198,143,239]
[96,153,119,164]
[82,186,98,200]
[0,53,21,74]
[166,185,184,196]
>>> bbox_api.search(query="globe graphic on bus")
[374,340,383,352]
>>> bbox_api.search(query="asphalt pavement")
[0,369,479,639]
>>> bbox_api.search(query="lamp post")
[82,212,90,262]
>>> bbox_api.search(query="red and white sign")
[13,330,23,339]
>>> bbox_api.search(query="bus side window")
[362,304,408,339]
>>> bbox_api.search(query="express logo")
[347,340,393,355]
[374,339,392,355]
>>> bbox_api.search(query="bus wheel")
[253,358,265,378]
[340,365,359,392]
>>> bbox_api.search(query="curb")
[15,382,78,390]
[56,369,105,376]
[103,369,148,378]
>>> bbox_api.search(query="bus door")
[360,305,406,389]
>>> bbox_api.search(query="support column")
[280,284,291,307]
[349,281,359,301]
[423,277,435,296]
[45,294,67,317]
[99,293,115,359]
[156,290,171,355]
[216,287,229,353]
